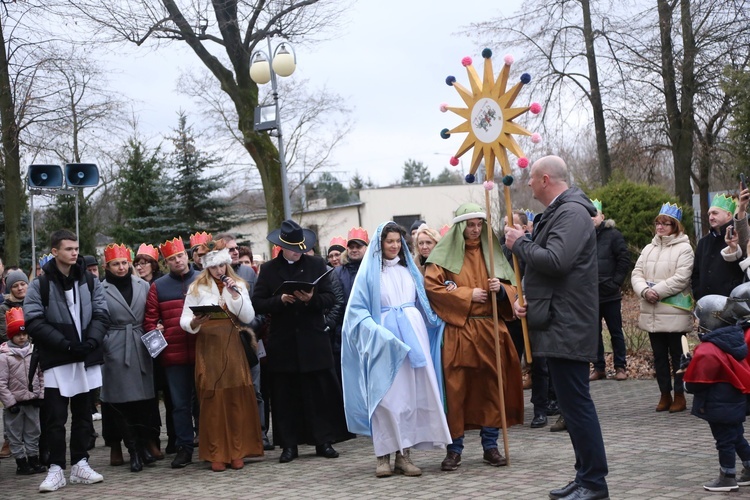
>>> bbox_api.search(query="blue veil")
[341,222,446,436]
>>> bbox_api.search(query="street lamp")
[249,40,296,220]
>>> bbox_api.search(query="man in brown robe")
[424,202,523,471]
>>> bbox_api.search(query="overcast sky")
[107,0,526,187]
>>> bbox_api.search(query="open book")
[274,268,334,295]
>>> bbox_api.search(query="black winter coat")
[595,220,631,303]
[512,187,599,362]
[24,257,110,371]
[324,270,345,355]
[692,221,744,300]
[252,254,336,373]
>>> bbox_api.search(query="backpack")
[38,271,96,309]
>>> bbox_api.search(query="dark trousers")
[102,400,157,450]
[595,300,627,371]
[150,362,173,448]
[548,358,608,491]
[709,421,750,472]
[164,364,198,453]
[44,388,92,469]
[530,356,550,413]
[507,319,525,364]
[648,332,684,394]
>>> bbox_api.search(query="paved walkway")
[0,380,737,499]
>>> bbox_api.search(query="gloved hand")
[8,405,20,414]
[679,353,692,371]
[69,342,93,360]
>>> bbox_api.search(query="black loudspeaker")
[28,164,64,188]
[64,163,100,187]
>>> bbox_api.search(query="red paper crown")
[439,224,451,237]
[104,243,132,263]
[5,307,25,339]
[272,245,282,259]
[189,231,213,248]
[159,237,185,259]
[347,227,369,245]
[135,243,159,261]
[329,236,347,248]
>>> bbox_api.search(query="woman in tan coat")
[631,203,694,413]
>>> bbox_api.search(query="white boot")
[375,454,392,477]
[395,448,422,476]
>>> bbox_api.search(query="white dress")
[370,257,452,456]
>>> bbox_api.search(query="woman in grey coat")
[99,244,156,472]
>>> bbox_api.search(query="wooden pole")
[503,185,532,363]
[485,188,511,464]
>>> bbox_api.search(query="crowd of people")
[2,154,750,498]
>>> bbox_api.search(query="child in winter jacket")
[0,307,46,475]
[683,323,750,492]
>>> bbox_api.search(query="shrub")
[587,174,694,265]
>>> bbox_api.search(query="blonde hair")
[188,240,246,296]
[413,224,441,258]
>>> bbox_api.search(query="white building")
[230,183,507,259]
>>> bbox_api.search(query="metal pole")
[267,37,292,220]
[30,192,36,277]
[75,189,80,241]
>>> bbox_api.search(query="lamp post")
[249,39,296,221]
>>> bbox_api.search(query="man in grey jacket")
[505,156,609,500]
[24,229,110,492]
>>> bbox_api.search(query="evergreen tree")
[306,172,350,206]
[160,112,233,239]
[401,159,431,186]
[110,137,172,246]
[40,192,98,256]
[433,167,463,185]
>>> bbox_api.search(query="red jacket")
[144,268,198,367]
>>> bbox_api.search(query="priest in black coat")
[252,220,349,463]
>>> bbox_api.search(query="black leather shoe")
[170,446,193,468]
[530,412,548,428]
[559,485,609,500]
[545,399,560,416]
[549,480,579,499]
[139,446,157,465]
[315,443,339,458]
[279,447,299,463]
[129,450,143,472]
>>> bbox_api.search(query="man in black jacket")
[589,200,631,382]
[693,193,746,300]
[506,156,609,500]
[252,220,349,464]
[24,229,110,492]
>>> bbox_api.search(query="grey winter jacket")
[512,187,599,362]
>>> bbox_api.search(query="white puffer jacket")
[631,233,694,333]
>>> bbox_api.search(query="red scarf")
[683,328,750,393]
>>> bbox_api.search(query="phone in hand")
[740,173,747,191]
[727,225,735,239]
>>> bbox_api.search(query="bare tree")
[471,0,614,185]
[613,0,750,215]
[56,0,346,233]
[177,68,352,214]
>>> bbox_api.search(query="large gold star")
[441,49,539,182]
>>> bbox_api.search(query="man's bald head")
[528,155,570,206]
[532,155,569,184]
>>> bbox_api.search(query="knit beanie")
[5,269,29,291]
